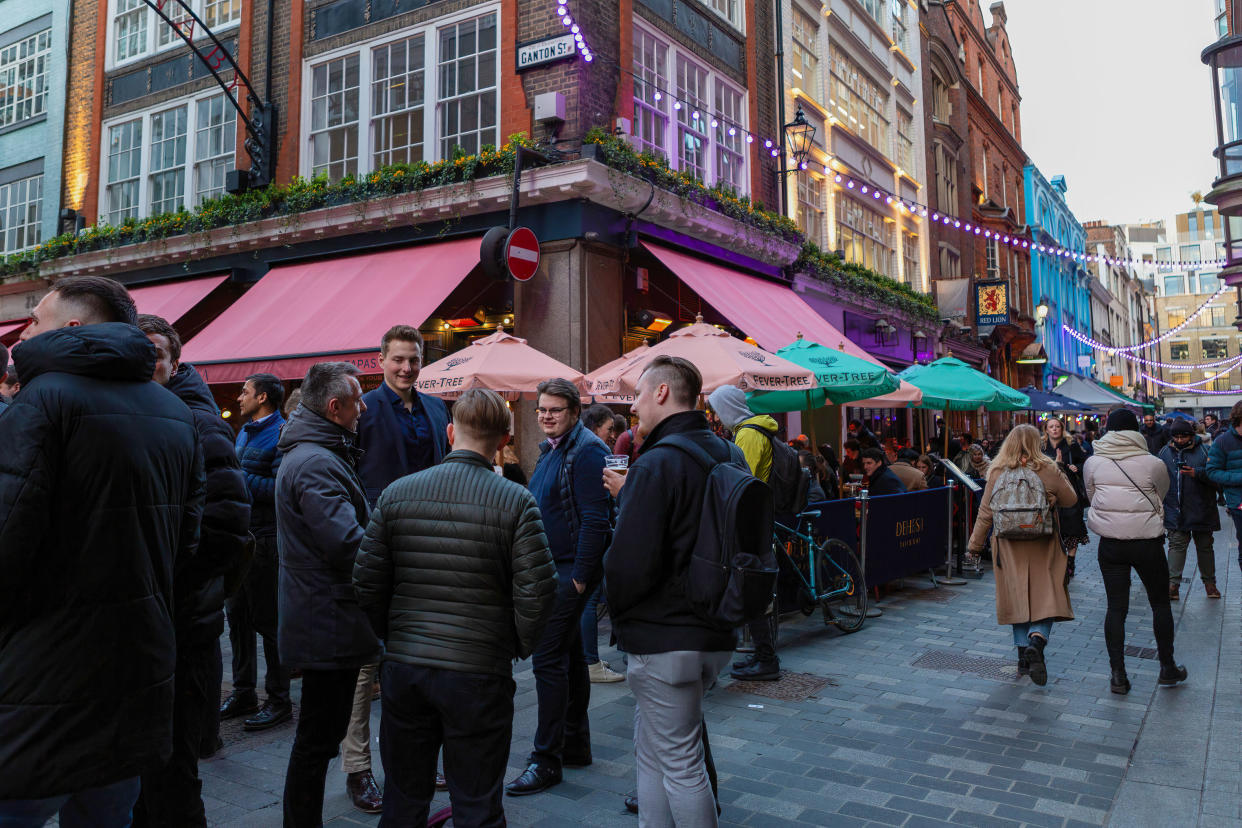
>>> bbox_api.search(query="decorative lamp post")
[784,105,816,171]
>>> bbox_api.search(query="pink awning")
[644,242,921,404]
[182,238,481,384]
[129,273,229,323]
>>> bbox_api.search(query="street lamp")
[1202,32,1242,288]
[784,105,816,170]
[1035,296,1050,323]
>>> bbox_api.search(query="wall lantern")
[784,105,816,171]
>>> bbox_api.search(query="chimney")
[989,2,1008,27]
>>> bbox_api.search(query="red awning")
[130,273,229,323]
[182,238,481,384]
[0,319,26,344]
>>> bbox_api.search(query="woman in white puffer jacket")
[1084,408,1186,696]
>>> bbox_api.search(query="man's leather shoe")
[1158,664,1188,687]
[1110,669,1131,695]
[505,763,561,796]
[219,691,259,720]
[731,659,780,681]
[563,750,592,768]
[1206,582,1222,599]
[346,770,383,814]
[242,701,292,731]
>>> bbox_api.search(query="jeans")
[1166,529,1216,585]
[0,777,140,828]
[580,585,602,664]
[134,640,218,828]
[378,662,515,828]
[529,567,592,769]
[341,662,378,774]
[226,536,291,705]
[283,668,361,828]
[628,651,732,828]
[1011,620,1052,647]
[1098,537,1177,671]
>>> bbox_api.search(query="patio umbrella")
[1018,386,1095,413]
[1162,411,1196,422]
[416,328,584,399]
[897,357,1030,456]
[583,343,649,404]
[746,334,901,413]
[584,315,818,397]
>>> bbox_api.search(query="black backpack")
[738,424,809,516]
[657,434,778,629]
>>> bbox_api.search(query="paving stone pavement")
[202,525,1242,828]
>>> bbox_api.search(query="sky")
[991,0,1220,227]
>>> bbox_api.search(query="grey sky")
[992,0,1219,227]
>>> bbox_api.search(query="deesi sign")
[517,34,577,71]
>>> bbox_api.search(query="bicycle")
[772,509,868,633]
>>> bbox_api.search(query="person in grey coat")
[275,362,381,828]
[1158,419,1221,600]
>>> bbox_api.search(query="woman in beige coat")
[968,424,1077,686]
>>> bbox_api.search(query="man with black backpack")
[706,385,804,681]
[605,357,775,827]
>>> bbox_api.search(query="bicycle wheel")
[816,539,867,633]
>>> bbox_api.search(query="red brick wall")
[61,0,100,219]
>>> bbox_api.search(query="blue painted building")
[1023,165,1092,387]
[0,0,70,256]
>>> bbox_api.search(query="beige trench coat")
[967,461,1079,625]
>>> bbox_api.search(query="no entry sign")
[505,227,540,282]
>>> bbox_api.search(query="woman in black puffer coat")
[1042,417,1089,578]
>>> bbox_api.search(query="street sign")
[516,34,577,71]
[505,227,540,282]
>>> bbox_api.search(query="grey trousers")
[341,662,378,773]
[1167,530,1216,585]
[628,650,731,828]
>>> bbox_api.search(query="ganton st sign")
[517,34,577,71]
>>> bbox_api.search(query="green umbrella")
[897,357,1030,412]
[746,335,900,414]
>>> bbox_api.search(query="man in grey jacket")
[355,388,557,827]
[275,363,381,827]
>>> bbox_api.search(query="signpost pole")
[858,489,882,618]
[941,481,967,585]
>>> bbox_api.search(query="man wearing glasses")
[506,378,611,796]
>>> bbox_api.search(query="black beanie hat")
[1170,418,1194,435]
[1106,408,1141,433]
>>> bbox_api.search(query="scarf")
[1091,429,1150,461]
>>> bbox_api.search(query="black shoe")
[1158,664,1188,687]
[1025,637,1047,687]
[731,658,780,681]
[219,691,259,720]
[1016,646,1030,676]
[199,736,224,759]
[505,763,562,796]
[242,701,292,731]
[624,795,638,815]
[732,652,757,670]
[1110,669,1131,695]
[563,750,593,768]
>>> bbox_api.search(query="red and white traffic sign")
[505,227,540,282]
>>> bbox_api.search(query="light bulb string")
[1062,285,1232,355]
[1142,371,1242,393]
[1112,348,1242,370]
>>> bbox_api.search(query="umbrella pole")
[943,407,950,458]
[804,390,819,453]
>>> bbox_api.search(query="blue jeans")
[1011,620,1052,647]
[581,585,602,664]
[0,777,140,828]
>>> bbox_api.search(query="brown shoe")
[1169,583,1180,601]
[346,770,383,814]
[1206,582,1222,599]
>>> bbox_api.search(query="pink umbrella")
[584,343,649,403]
[416,328,584,399]
[585,315,817,397]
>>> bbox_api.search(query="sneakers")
[588,661,625,683]
[731,658,780,681]
[1158,664,1188,687]
[1205,582,1221,599]
[1169,583,1180,601]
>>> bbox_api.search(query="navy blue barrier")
[774,499,859,610]
[862,487,951,586]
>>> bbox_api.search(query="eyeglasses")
[535,406,569,416]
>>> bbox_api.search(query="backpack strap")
[654,433,725,471]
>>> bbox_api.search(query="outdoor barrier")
[862,487,952,586]
[778,498,860,610]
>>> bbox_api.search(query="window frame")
[1169,340,1190,361]
[106,0,244,70]
[0,27,52,129]
[1203,337,1229,360]
[0,172,44,254]
[797,173,825,247]
[836,191,894,277]
[828,44,889,157]
[791,8,819,101]
[707,0,745,33]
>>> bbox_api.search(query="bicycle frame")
[774,516,854,603]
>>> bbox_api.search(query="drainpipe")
[774,0,789,217]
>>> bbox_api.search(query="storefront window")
[836,194,892,276]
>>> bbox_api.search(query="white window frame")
[0,172,44,254]
[791,8,819,101]
[98,88,239,223]
[1168,339,1190,361]
[0,28,52,129]
[828,44,889,156]
[707,0,744,33]
[797,173,825,247]
[299,5,501,181]
[106,0,244,71]
[632,26,668,159]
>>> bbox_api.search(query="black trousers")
[529,567,592,769]
[283,667,360,828]
[226,536,290,705]
[378,662,515,828]
[133,639,217,828]
[1098,537,1177,671]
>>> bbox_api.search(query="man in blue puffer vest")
[1205,399,1242,583]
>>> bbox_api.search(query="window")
[113,0,147,62]
[1156,246,1172,263]
[859,0,885,26]
[1170,341,1190,361]
[205,0,242,28]
[903,231,919,283]
[890,0,908,52]
[105,118,142,224]
[0,29,51,128]
[797,175,824,247]
[675,56,709,182]
[1166,307,1186,329]
[931,70,951,122]
[829,46,888,155]
[1218,0,1229,37]
[934,143,957,210]
[977,59,984,92]
[1208,305,1228,327]
[1204,337,1229,359]
[896,110,913,172]
[986,238,999,276]
[194,92,236,203]
[1164,274,1184,296]
[157,2,194,48]
[111,0,242,65]
[938,246,961,279]
[708,0,743,30]
[633,28,668,158]
[148,106,188,216]
[1214,375,1233,392]
[714,81,745,190]
[996,83,1003,116]
[372,35,426,167]
[1170,371,1192,385]
[1180,244,1202,264]
[0,173,42,253]
[836,194,893,276]
[1200,271,1222,294]
[437,14,498,158]
[791,9,819,100]
[1188,212,1199,240]
[310,55,360,180]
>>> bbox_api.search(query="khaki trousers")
[340,662,378,773]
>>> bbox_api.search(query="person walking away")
[1041,417,1088,580]
[1140,412,1169,456]
[1206,400,1242,579]
[604,356,750,828]
[1085,408,1186,695]
[133,316,251,827]
[222,373,293,733]
[0,277,204,825]
[506,379,611,796]
[276,363,381,826]
[1160,419,1221,600]
[889,448,927,491]
[860,448,908,496]
[966,425,1076,687]
[354,389,557,826]
[579,406,626,683]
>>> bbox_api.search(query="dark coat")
[1207,426,1242,509]
[167,363,252,643]
[866,465,908,497]
[1141,423,1170,456]
[1041,437,1088,542]
[530,420,611,585]
[1159,437,1221,532]
[354,450,557,676]
[604,410,744,655]
[235,410,284,536]
[0,324,204,799]
[356,385,449,504]
[275,406,381,670]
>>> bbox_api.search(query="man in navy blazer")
[343,324,449,813]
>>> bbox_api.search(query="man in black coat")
[0,277,204,824]
[133,314,251,827]
[1141,412,1170,456]
[860,448,908,497]
[1159,419,1222,601]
